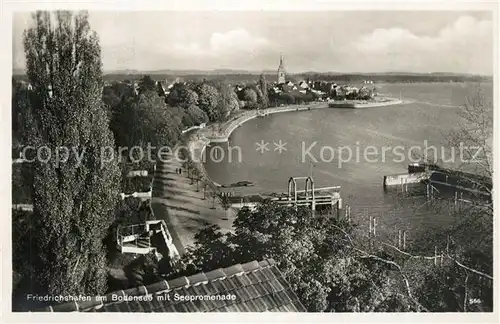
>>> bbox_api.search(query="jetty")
[383,163,492,199]
[224,176,343,215]
[328,97,406,108]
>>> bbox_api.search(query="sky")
[12,11,494,74]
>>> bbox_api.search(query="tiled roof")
[36,259,306,312]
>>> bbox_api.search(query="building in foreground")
[34,259,306,312]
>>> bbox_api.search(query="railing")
[117,224,149,250]
[116,220,178,257]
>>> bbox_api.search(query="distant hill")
[12,67,492,84]
[105,68,263,76]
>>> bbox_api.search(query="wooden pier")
[228,176,342,213]
[384,163,491,200]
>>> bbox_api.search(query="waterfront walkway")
[151,147,236,253]
[197,102,328,142]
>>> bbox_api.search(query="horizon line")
[11,68,493,77]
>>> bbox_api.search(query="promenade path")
[151,147,236,254]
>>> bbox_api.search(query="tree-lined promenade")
[12,10,493,313]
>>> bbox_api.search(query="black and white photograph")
[4,0,498,320]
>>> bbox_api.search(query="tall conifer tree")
[22,11,120,296]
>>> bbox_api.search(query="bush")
[121,176,152,194]
[124,254,161,287]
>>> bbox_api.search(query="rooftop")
[35,259,306,312]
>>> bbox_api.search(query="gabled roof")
[35,259,306,313]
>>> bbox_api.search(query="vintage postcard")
[3,0,498,322]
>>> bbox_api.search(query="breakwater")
[328,97,407,108]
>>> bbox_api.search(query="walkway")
[196,103,328,142]
[151,148,236,254]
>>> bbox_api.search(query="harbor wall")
[383,172,430,188]
[328,98,405,108]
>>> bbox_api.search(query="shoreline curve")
[185,103,329,189]
[185,98,408,189]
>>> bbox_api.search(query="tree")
[190,167,201,191]
[254,86,265,108]
[445,86,493,304]
[217,82,239,118]
[183,159,195,181]
[109,94,138,148]
[202,183,208,200]
[18,11,121,298]
[281,93,296,105]
[102,85,120,119]
[138,75,157,94]
[12,209,35,286]
[125,253,161,287]
[358,87,373,100]
[11,81,31,149]
[258,74,269,108]
[217,192,231,219]
[394,84,494,312]
[210,190,217,209]
[182,225,236,271]
[181,201,405,312]
[182,104,208,127]
[118,91,183,151]
[242,88,258,109]
[104,82,135,143]
[196,83,220,122]
[167,83,198,107]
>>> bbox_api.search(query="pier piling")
[369,216,372,236]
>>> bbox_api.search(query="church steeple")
[277,54,286,84]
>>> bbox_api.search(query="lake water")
[204,83,493,240]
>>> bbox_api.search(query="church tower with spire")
[277,54,286,84]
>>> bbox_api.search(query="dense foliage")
[12,163,33,204]
[120,176,152,194]
[174,198,492,312]
[17,11,121,299]
[174,202,415,312]
[258,73,269,108]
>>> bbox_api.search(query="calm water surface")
[204,83,493,239]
